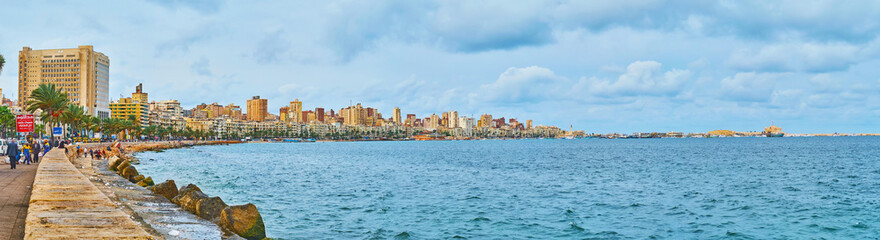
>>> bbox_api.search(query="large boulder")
[121,166,139,181]
[196,196,228,221]
[149,180,178,201]
[136,177,154,187]
[108,157,122,170]
[131,174,145,183]
[172,184,207,214]
[116,161,131,175]
[220,204,266,240]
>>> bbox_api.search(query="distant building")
[393,107,401,125]
[289,99,303,123]
[110,85,149,126]
[19,45,110,118]
[246,96,267,122]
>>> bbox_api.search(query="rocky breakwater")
[106,141,267,240]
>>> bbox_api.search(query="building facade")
[18,45,110,118]
[246,96,267,122]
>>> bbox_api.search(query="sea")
[134,137,880,239]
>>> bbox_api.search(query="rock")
[121,166,139,181]
[131,174,145,183]
[172,185,207,214]
[108,157,122,170]
[116,161,131,175]
[149,180,178,201]
[220,204,266,240]
[136,177,154,187]
[196,196,228,221]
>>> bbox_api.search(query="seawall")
[24,148,153,239]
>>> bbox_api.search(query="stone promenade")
[24,148,153,239]
[0,157,38,240]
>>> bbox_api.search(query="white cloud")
[578,61,691,97]
[474,66,569,104]
[720,72,781,102]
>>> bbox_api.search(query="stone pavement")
[0,157,38,240]
[23,149,153,239]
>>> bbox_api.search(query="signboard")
[16,115,34,133]
[53,127,63,136]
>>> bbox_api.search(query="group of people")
[6,138,62,169]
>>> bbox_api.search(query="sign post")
[53,127,63,137]
[16,115,35,133]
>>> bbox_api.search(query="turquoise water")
[135,137,880,239]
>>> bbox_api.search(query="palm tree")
[0,53,5,74]
[24,84,70,135]
[61,104,86,137]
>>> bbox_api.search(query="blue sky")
[1,0,879,133]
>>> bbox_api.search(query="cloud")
[473,66,569,104]
[253,31,291,64]
[190,56,212,76]
[720,72,780,102]
[727,41,873,72]
[578,61,691,97]
[148,0,225,14]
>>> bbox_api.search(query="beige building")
[393,107,401,125]
[19,45,110,118]
[288,99,303,123]
[246,96,267,122]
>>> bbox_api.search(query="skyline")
[2,1,880,133]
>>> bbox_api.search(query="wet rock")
[116,161,131,175]
[220,204,266,240]
[149,180,178,201]
[173,185,207,214]
[196,196,228,221]
[136,177,154,187]
[108,157,122,170]
[121,166,139,181]
[132,174,145,183]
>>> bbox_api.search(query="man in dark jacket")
[7,139,19,169]
[32,140,42,163]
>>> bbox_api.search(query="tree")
[0,53,5,74]
[24,84,70,135]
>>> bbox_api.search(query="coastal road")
[0,160,38,240]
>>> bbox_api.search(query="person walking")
[22,142,32,165]
[32,140,42,163]
[6,139,19,169]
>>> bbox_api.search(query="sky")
[1,0,879,133]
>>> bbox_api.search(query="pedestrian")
[6,139,18,169]
[32,141,42,163]
[22,142,32,165]
[60,139,67,153]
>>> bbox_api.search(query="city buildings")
[18,45,110,118]
[288,99,302,123]
[109,84,149,126]
[393,107,401,125]
[246,96,267,122]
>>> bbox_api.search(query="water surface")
[135,137,880,239]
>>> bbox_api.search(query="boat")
[763,125,785,137]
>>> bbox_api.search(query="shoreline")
[66,140,269,240]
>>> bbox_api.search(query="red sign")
[16,115,34,133]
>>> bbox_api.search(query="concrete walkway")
[0,158,39,240]
[24,149,153,239]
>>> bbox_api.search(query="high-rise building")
[279,107,290,122]
[289,99,302,123]
[340,103,365,126]
[110,85,148,127]
[315,108,325,122]
[526,120,533,129]
[19,45,110,118]
[447,111,458,128]
[246,96,268,122]
[393,107,401,125]
[132,83,148,104]
[405,114,416,127]
[479,114,493,128]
